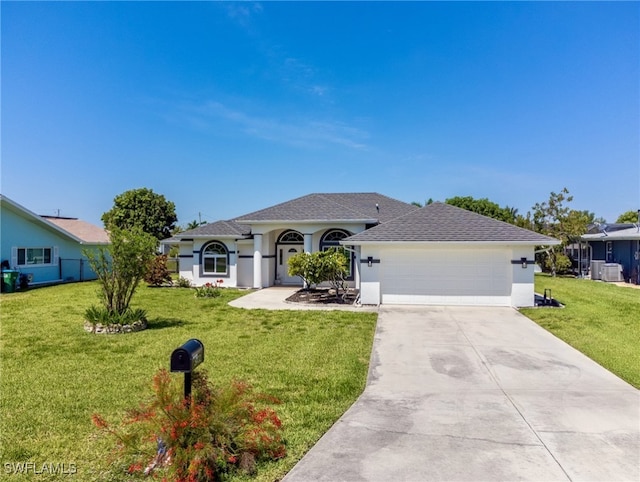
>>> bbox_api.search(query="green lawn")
[521,274,640,389]
[0,283,377,481]
[2,276,637,480]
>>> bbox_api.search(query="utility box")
[590,260,605,281]
[602,263,623,282]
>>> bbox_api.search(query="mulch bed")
[286,288,359,305]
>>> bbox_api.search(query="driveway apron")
[283,305,639,481]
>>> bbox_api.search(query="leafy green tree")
[531,188,591,275]
[85,227,157,316]
[102,188,178,240]
[616,210,639,224]
[445,196,516,223]
[514,212,534,230]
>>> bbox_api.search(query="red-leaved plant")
[92,369,286,481]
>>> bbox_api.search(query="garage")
[380,246,512,306]
[344,202,560,307]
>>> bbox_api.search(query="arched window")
[320,229,350,248]
[202,241,228,275]
[277,230,304,244]
[320,229,353,279]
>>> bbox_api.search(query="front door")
[278,245,304,285]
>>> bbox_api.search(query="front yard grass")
[521,274,640,389]
[0,282,377,481]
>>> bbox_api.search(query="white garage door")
[381,248,512,306]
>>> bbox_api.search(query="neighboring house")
[165,193,559,307]
[0,195,109,286]
[580,223,640,284]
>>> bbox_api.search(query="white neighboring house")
[164,193,559,307]
[0,194,110,286]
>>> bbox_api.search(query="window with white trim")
[320,229,353,279]
[202,242,228,275]
[606,241,613,262]
[278,230,304,244]
[16,247,53,266]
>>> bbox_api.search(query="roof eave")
[163,234,251,243]
[581,235,640,241]
[235,218,377,224]
[342,239,562,246]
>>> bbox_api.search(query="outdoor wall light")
[367,256,373,267]
[521,257,528,269]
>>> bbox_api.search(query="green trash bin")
[2,270,19,293]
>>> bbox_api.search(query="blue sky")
[2,2,638,226]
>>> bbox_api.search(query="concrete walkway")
[281,305,639,481]
[228,287,378,312]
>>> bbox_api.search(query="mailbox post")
[170,339,204,403]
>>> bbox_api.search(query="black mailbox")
[170,339,204,373]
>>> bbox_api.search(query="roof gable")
[173,220,251,239]
[42,217,109,244]
[234,192,417,223]
[344,202,560,244]
[1,195,83,243]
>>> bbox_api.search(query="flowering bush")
[92,369,286,481]
[194,280,224,298]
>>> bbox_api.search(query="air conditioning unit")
[590,260,605,280]
[602,263,623,282]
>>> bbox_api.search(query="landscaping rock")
[84,319,148,334]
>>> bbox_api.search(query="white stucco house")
[165,193,559,307]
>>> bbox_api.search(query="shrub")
[176,277,193,288]
[194,280,223,298]
[287,250,349,293]
[145,254,174,286]
[85,305,147,326]
[541,251,573,275]
[319,248,350,299]
[92,369,286,481]
[287,252,325,288]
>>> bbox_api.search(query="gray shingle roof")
[344,202,560,244]
[234,193,417,223]
[174,220,251,239]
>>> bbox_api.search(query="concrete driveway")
[283,305,639,481]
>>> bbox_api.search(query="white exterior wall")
[261,232,274,288]
[359,246,383,305]
[510,246,536,307]
[178,241,195,282]
[237,240,254,288]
